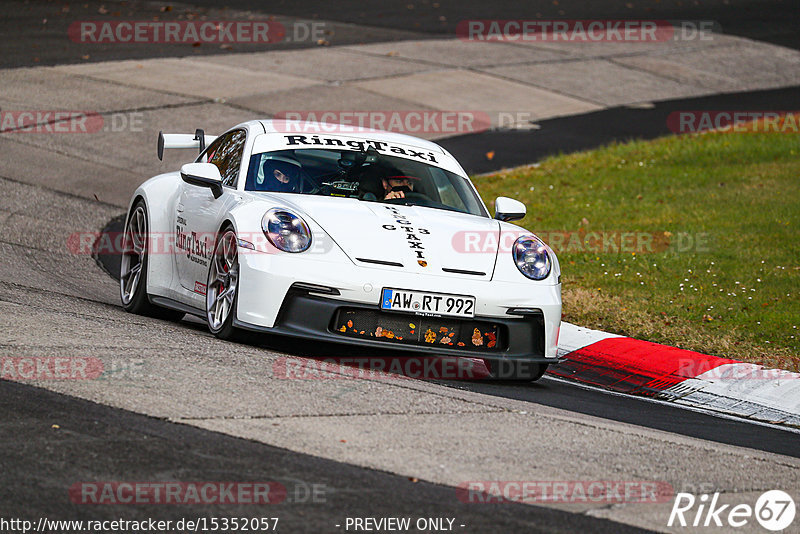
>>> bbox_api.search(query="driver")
[357,164,424,201]
[256,155,302,193]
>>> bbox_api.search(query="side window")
[199,130,247,188]
[197,134,226,164]
[431,169,466,210]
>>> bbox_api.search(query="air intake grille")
[333,308,502,351]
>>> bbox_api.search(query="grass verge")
[475,126,800,370]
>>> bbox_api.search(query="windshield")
[244,148,488,217]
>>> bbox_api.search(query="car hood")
[274,196,501,279]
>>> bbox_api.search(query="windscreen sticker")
[283,135,438,163]
[382,205,430,266]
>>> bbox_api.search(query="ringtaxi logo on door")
[668,490,795,531]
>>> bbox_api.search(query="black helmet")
[257,155,302,192]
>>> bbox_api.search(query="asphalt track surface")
[0,380,653,533]
[2,1,800,533]
[231,0,800,50]
[440,377,800,459]
[2,0,798,69]
[441,85,800,174]
[94,224,800,460]
[0,0,429,68]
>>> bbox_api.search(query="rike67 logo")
[669,490,796,531]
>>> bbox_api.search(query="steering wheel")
[384,191,434,206]
[399,191,428,201]
[298,173,320,194]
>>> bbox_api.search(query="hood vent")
[356,258,404,267]
[442,267,486,276]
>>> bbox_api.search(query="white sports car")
[121,120,561,380]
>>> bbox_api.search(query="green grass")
[474,128,800,370]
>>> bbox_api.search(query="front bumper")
[234,286,557,363]
[235,248,561,359]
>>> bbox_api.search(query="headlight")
[262,209,312,253]
[512,235,551,280]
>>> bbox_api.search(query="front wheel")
[485,359,548,382]
[206,227,240,340]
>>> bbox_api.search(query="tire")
[120,200,184,321]
[485,359,548,382]
[206,226,240,340]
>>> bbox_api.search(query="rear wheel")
[120,200,184,321]
[206,227,240,340]
[485,359,548,382]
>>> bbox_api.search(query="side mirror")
[494,196,526,222]
[181,163,223,199]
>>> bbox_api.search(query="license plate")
[380,288,475,318]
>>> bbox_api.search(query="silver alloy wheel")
[120,206,147,305]
[206,230,239,331]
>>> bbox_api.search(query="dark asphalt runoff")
[235,0,800,50]
[440,85,800,174]
[2,0,797,69]
[0,379,654,534]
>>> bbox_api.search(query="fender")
[125,172,182,299]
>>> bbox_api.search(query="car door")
[175,129,247,296]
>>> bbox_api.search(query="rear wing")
[157,129,217,160]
